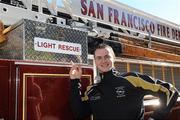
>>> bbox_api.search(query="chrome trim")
[14,61,93,69]
[115,57,180,67]
[15,66,19,120]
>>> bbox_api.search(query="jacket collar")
[99,68,115,84]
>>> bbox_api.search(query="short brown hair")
[94,43,115,58]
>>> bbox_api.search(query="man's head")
[94,44,115,73]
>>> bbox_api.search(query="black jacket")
[70,68,179,120]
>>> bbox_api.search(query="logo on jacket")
[115,86,126,98]
[89,93,101,101]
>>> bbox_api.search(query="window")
[154,66,163,80]
[130,63,140,73]
[142,64,153,77]
[114,62,127,74]
[173,67,180,89]
[164,67,173,84]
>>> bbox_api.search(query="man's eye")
[104,55,111,59]
[95,55,111,61]
[95,56,102,60]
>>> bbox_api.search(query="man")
[69,43,179,120]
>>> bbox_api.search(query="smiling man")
[69,43,179,120]
[94,44,115,73]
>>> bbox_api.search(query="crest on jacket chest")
[115,86,126,98]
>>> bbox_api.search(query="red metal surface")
[0,59,179,120]
[17,64,93,120]
[0,61,10,119]
[0,60,16,120]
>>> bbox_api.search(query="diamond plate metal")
[0,19,88,64]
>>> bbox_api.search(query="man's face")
[94,48,114,73]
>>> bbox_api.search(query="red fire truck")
[0,0,180,120]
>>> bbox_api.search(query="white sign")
[34,37,82,55]
[69,0,180,43]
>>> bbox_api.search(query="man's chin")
[99,68,110,73]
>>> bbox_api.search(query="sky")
[116,0,180,25]
[48,0,180,25]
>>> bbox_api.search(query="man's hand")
[69,64,82,79]
[148,117,155,120]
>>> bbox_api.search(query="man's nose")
[101,56,109,62]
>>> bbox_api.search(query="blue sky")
[116,0,180,25]
[48,0,180,25]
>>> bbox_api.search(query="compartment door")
[16,64,93,120]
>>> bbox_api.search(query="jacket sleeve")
[70,79,92,119]
[124,72,179,120]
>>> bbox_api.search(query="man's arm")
[123,72,179,120]
[69,65,91,119]
[147,78,179,120]
[70,79,91,119]
[137,73,179,120]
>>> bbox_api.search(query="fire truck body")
[0,0,180,120]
